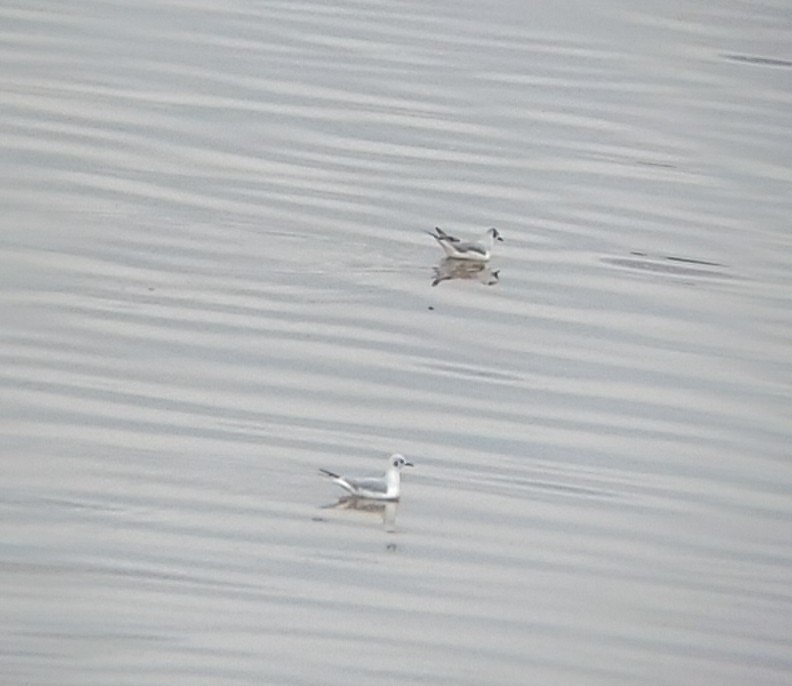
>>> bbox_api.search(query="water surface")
[1,1,791,684]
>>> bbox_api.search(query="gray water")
[2,1,791,684]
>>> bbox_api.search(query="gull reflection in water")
[431,258,500,287]
[321,496,399,533]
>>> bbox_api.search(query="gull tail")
[430,227,460,242]
[425,229,445,242]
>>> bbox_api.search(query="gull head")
[390,454,414,470]
[487,227,504,242]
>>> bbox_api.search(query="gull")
[427,226,503,261]
[319,454,414,500]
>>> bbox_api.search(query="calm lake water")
[2,1,791,684]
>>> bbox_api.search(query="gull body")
[427,226,503,261]
[319,454,414,500]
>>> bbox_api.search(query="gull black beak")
[404,461,414,467]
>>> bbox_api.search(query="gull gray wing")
[456,241,488,256]
[346,477,388,494]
